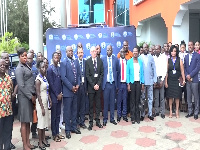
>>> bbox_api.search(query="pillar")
[28,0,43,54]
[60,0,67,27]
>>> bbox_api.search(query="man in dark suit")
[184,41,200,120]
[86,46,104,130]
[102,45,118,126]
[47,52,64,141]
[60,46,81,139]
[76,47,87,129]
[117,49,128,122]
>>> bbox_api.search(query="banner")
[46,26,136,61]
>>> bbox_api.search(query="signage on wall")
[46,26,136,61]
[133,0,145,5]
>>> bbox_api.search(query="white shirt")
[153,54,167,81]
[140,54,148,67]
[189,51,194,66]
[107,56,114,82]
[179,52,188,64]
[134,63,140,81]
[120,58,126,82]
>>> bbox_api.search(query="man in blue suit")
[139,43,157,121]
[184,41,200,120]
[76,47,87,129]
[117,49,128,122]
[47,52,64,141]
[60,46,81,139]
[102,45,118,126]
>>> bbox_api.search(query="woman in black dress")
[165,45,185,118]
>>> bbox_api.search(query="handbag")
[33,104,38,123]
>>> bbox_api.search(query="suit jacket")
[126,58,144,84]
[47,64,62,103]
[139,54,157,85]
[15,62,35,100]
[85,57,104,93]
[101,55,118,90]
[75,58,87,91]
[60,58,80,97]
[184,52,200,83]
[117,58,127,88]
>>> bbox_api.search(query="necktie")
[94,59,97,73]
[122,59,124,80]
[80,61,83,76]
[71,60,76,83]
[109,57,113,84]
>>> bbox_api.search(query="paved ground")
[12,111,200,150]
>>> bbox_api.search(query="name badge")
[82,77,84,83]
[172,70,176,74]
[94,74,98,77]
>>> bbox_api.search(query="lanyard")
[171,57,176,70]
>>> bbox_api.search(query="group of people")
[0,39,200,150]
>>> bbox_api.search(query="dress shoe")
[45,127,49,131]
[110,120,117,125]
[140,116,144,121]
[148,115,154,121]
[10,142,16,149]
[103,122,107,126]
[80,124,87,129]
[45,136,51,140]
[132,121,135,124]
[123,117,128,122]
[153,113,159,117]
[66,132,71,139]
[42,141,50,147]
[194,115,198,120]
[96,122,103,128]
[185,113,193,118]
[88,125,93,131]
[117,117,121,122]
[136,120,140,124]
[71,129,81,134]
[161,114,165,119]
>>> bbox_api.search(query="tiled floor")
[12,111,200,150]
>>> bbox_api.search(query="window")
[79,0,105,24]
[116,0,130,26]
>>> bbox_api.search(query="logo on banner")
[101,42,106,49]
[71,44,76,50]
[62,34,66,40]
[56,45,60,50]
[49,34,53,40]
[116,41,121,48]
[111,32,114,38]
[123,31,127,37]
[74,34,78,40]
[86,33,90,39]
[86,43,91,50]
[98,33,102,38]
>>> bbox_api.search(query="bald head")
[107,45,113,57]
[90,46,97,58]
[66,46,73,59]
[1,52,9,67]
[27,53,34,67]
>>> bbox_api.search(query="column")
[60,0,67,27]
[28,0,43,54]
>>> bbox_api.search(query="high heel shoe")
[38,142,46,150]
[42,141,50,147]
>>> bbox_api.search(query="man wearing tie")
[86,46,104,130]
[102,45,118,126]
[117,49,128,122]
[60,46,81,139]
[76,47,87,129]
[184,41,200,120]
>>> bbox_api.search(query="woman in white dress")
[35,60,52,150]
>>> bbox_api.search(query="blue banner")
[46,26,136,61]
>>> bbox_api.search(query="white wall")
[136,17,167,46]
[172,11,189,49]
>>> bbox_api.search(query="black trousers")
[31,122,37,134]
[0,115,13,150]
[88,90,101,125]
[130,82,141,121]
